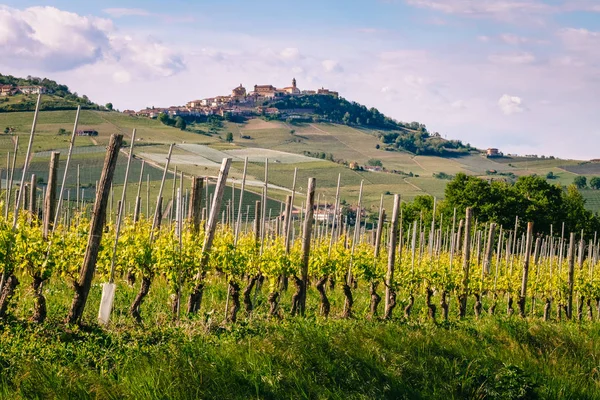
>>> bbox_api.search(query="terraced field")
[1,110,598,211]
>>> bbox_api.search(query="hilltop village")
[126,79,339,118]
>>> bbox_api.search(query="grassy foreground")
[2,312,600,399]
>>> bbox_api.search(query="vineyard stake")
[133,160,145,222]
[151,144,174,242]
[99,129,136,326]
[29,174,37,222]
[53,106,80,229]
[5,138,18,220]
[299,177,316,316]
[66,133,123,325]
[567,232,575,319]
[328,173,341,256]
[188,158,232,314]
[188,176,204,233]
[384,194,400,318]
[518,221,533,317]
[459,207,472,319]
[234,157,248,243]
[42,152,60,239]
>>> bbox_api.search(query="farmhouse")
[0,85,16,96]
[486,148,502,158]
[317,87,339,97]
[18,85,47,95]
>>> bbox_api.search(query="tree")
[342,112,351,125]
[105,103,113,111]
[367,159,383,167]
[225,132,234,143]
[57,128,67,135]
[546,171,556,180]
[158,112,171,125]
[590,176,600,190]
[574,176,587,189]
[175,116,186,130]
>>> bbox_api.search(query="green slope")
[0,109,598,212]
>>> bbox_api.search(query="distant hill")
[260,95,473,157]
[0,74,103,112]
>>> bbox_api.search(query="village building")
[486,148,502,158]
[0,85,16,96]
[186,100,203,108]
[281,78,301,95]
[317,87,339,97]
[231,84,247,101]
[18,85,47,95]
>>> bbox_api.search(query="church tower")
[292,77,297,89]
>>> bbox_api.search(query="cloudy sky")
[1,1,599,159]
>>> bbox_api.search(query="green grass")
[2,110,600,212]
[2,274,600,399]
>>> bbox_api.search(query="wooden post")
[518,222,534,317]
[43,152,60,239]
[6,137,19,220]
[374,195,385,258]
[299,178,316,316]
[254,201,262,243]
[29,174,37,220]
[234,157,248,243]
[283,195,293,253]
[459,207,472,318]
[567,232,575,319]
[188,158,232,314]
[53,106,80,229]
[188,176,203,233]
[133,160,145,222]
[23,184,29,212]
[66,134,123,324]
[384,194,400,318]
[483,223,497,275]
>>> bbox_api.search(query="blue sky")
[1,0,600,159]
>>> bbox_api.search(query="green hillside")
[0,74,102,112]
[1,109,600,214]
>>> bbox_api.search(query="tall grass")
[2,277,600,399]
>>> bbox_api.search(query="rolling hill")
[1,108,599,215]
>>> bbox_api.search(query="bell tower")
[292,77,297,89]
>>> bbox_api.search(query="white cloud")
[498,94,526,115]
[322,59,343,73]
[558,28,600,51]
[489,52,536,64]
[103,8,150,18]
[405,0,554,20]
[280,47,302,60]
[0,6,185,79]
[0,6,111,70]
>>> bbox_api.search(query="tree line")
[398,173,599,237]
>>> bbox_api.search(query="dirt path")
[403,178,424,192]
[411,156,428,172]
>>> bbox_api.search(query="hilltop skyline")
[1,1,599,159]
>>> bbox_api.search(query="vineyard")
[2,101,600,398]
